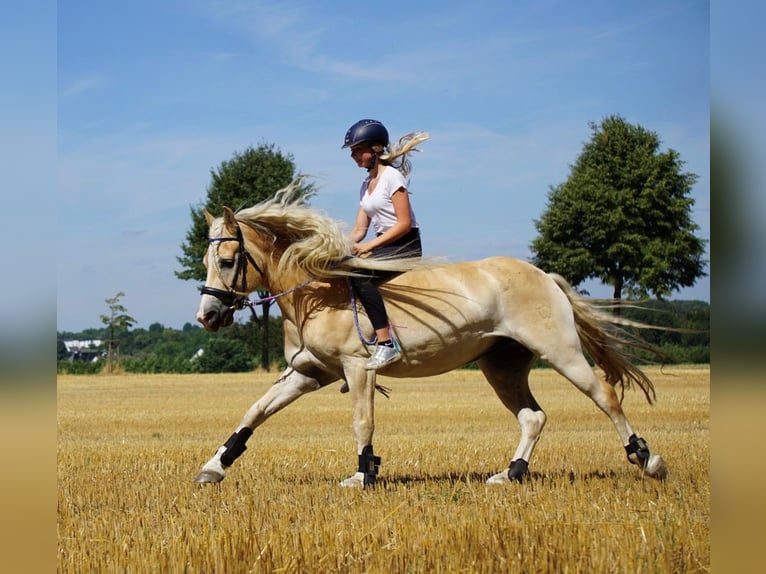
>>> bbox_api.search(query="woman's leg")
[348,273,399,369]
[349,274,394,343]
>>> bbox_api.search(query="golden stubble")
[58,366,709,573]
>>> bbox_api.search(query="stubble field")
[57,366,709,573]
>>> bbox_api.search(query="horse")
[193,178,668,487]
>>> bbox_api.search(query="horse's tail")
[549,273,661,405]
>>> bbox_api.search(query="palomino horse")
[194,179,667,487]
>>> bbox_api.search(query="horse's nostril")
[196,310,221,332]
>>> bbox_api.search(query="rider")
[343,119,429,370]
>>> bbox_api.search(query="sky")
[52,0,715,333]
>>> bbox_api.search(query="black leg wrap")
[358,445,381,486]
[625,434,650,468]
[507,459,529,482]
[220,427,253,467]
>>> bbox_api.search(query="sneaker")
[365,344,401,370]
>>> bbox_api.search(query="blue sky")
[54,0,712,332]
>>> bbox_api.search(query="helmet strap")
[365,152,377,171]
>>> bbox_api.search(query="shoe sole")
[365,355,401,370]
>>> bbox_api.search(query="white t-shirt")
[358,166,418,234]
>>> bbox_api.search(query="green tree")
[176,143,312,282]
[99,291,136,373]
[530,115,707,302]
[57,339,69,361]
[176,142,313,371]
[197,338,253,373]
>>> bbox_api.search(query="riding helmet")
[342,119,389,149]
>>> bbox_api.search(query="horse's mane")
[235,177,423,280]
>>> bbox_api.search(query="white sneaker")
[365,344,401,370]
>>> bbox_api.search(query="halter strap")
[201,224,314,313]
[208,227,266,279]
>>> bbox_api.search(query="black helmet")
[342,119,389,149]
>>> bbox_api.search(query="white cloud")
[60,75,107,99]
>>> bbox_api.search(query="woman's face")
[350,142,374,168]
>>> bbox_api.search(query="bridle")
[200,223,390,359]
[199,224,266,311]
[199,223,315,315]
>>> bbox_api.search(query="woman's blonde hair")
[376,131,430,177]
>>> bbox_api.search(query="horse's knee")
[518,408,546,437]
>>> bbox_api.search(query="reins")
[202,224,383,346]
[349,284,378,346]
[201,225,317,320]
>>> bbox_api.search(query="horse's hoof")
[486,471,512,485]
[194,470,225,483]
[339,472,365,488]
[644,454,668,480]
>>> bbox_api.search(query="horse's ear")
[222,206,238,233]
[202,208,215,226]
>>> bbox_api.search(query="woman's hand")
[352,242,373,256]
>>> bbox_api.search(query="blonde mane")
[235,177,423,280]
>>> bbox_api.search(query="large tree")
[176,143,310,281]
[530,115,706,301]
[176,143,313,370]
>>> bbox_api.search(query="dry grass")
[58,366,709,573]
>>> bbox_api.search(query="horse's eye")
[219,258,235,269]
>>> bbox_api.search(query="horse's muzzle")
[196,306,234,332]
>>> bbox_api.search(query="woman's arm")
[349,206,370,247]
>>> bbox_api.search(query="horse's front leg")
[194,368,323,483]
[339,365,381,488]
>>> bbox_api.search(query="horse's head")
[196,207,267,332]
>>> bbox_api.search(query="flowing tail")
[549,273,662,404]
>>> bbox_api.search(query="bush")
[57,360,102,375]
[197,338,254,373]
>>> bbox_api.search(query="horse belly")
[385,308,504,377]
[384,335,501,378]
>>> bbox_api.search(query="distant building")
[63,339,104,362]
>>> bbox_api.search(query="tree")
[99,291,136,373]
[176,143,312,282]
[176,142,314,370]
[530,115,707,303]
[197,338,253,373]
[57,339,69,361]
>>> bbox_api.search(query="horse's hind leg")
[548,348,668,479]
[477,340,545,484]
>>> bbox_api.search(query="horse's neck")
[267,258,309,292]
[273,274,345,325]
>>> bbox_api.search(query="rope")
[242,277,316,309]
[239,276,401,353]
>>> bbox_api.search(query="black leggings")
[349,228,422,331]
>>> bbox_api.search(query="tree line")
[57,316,286,375]
[57,298,708,375]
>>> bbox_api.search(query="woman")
[343,119,430,370]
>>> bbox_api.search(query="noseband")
[199,225,266,310]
